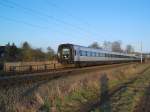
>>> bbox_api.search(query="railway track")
[0,62,137,86]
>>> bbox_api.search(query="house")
[0,46,5,59]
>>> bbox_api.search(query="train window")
[99,53,101,57]
[111,54,114,57]
[90,52,92,56]
[74,50,76,56]
[87,52,91,56]
[85,51,88,56]
[94,52,96,57]
[103,53,105,57]
[91,52,94,57]
[110,54,112,58]
[106,53,109,57]
[112,54,115,57]
[96,53,99,57]
[102,53,105,57]
[109,54,111,58]
[98,53,101,57]
[105,53,108,57]
[80,50,85,56]
[82,51,86,56]
[79,50,82,56]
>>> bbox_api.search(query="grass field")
[92,65,150,112]
[0,63,149,112]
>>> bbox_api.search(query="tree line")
[1,42,55,62]
[1,41,135,62]
[88,41,134,53]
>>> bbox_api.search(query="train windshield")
[62,48,70,59]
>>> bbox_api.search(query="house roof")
[0,46,5,53]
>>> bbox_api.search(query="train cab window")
[62,48,70,59]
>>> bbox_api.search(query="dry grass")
[0,63,149,112]
[93,65,150,112]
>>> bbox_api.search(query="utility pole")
[141,41,143,63]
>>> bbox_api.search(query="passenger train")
[57,44,141,67]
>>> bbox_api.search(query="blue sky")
[0,0,150,52]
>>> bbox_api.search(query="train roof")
[59,43,137,57]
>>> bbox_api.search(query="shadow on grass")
[99,73,112,112]
[134,85,150,112]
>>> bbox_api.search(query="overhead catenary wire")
[0,15,48,29]
[0,1,52,23]
[0,12,90,41]
[0,1,91,38]
[1,0,91,34]
[44,0,105,35]
[43,0,92,27]
[0,0,111,43]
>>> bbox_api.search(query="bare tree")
[88,42,102,49]
[103,41,112,51]
[47,46,55,60]
[111,41,123,52]
[125,45,134,53]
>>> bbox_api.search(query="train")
[57,43,142,67]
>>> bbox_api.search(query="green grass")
[92,66,150,112]
[40,98,51,112]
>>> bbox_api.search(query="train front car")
[57,44,75,64]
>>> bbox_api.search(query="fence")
[3,61,73,73]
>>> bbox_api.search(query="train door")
[74,46,80,67]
